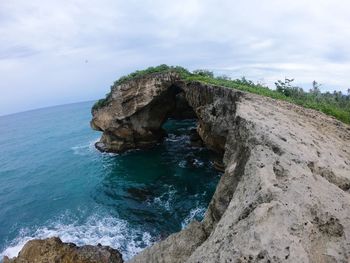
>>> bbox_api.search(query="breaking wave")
[181,206,206,229]
[71,138,100,156]
[0,213,153,261]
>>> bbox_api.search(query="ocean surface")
[0,101,220,260]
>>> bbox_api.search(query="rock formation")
[91,72,350,263]
[90,72,195,152]
[3,237,123,263]
[6,71,350,263]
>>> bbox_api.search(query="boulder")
[3,237,123,263]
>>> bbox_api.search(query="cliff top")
[93,65,350,124]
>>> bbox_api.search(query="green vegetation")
[114,64,190,85]
[92,98,109,112]
[92,65,189,112]
[92,65,350,124]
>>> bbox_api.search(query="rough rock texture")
[91,72,350,263]
[7,72,350,263]
[90,72,195,152]
[3,237,123,263]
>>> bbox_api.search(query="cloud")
[0,0,350,115]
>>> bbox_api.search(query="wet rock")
[126,187,154,202]
[213,160,225,172]
[189,128,204,147]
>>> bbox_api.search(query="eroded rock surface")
[6,72,350,263]
[3,237,123,263]
[91,72,350,263]
[90,72,195,152]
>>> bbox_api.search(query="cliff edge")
[91,72,350,263]
[6,71,350,263]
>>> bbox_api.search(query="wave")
[150,186,177,211]
[165,134,189,143]
[178,158,205,169]
[0,213,152,261]
[71,138,120,157]
[71,138,100,156]
[181,206,206,229]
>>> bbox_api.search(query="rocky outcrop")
[90,72,195,152]
[91,72,350,263]
[3,237,123,263]
[6,71,350,263]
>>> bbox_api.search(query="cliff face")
[90,72,195,152]
[91,72,350,263]
[7,72,350,263]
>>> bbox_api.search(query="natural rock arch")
[90,72,350,263]
[5,71,350,263]
[90,72,230,155]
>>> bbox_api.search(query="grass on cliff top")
[93,65,350,124]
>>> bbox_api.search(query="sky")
[0,0,350,116]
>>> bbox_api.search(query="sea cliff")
[7,71,350,263]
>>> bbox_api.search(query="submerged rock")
[3,237,123,263]
[126,187,155,202]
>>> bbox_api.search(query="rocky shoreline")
[6,72,350,262]
[3,237,123,263]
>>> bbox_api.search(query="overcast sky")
[1,0,350,115]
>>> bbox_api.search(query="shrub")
[192,69,214,78]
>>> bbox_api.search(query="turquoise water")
[0,101,220,260]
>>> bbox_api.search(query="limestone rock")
[90,72,183,152]
[10,71,350,263]
[130,221,207,263]
[3,237,123,263]
[91,72,350,263]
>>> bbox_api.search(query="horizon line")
[0,99,96,118]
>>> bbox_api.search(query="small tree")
[239,76,254,86]
[275,78,294,96]
[193,69,214,78]
[333,90,343,102]
[216,74,230,81]
[310,81,321,95]
[275,78,305,98]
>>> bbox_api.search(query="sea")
[0,101,220,261]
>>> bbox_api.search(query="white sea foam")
[193,158,204,167]
[165,134,189,143]
[71,138,100,156]
[0,214,152,261]
[152,186,177,211]
[178,158,204,168]
[181,207,206,229]
[71,138,121,157]
[106,152,119,157]
[178,160,187,168]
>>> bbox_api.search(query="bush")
[192,69,214,78]
[113,65,191,86]
[92,98,108,112]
